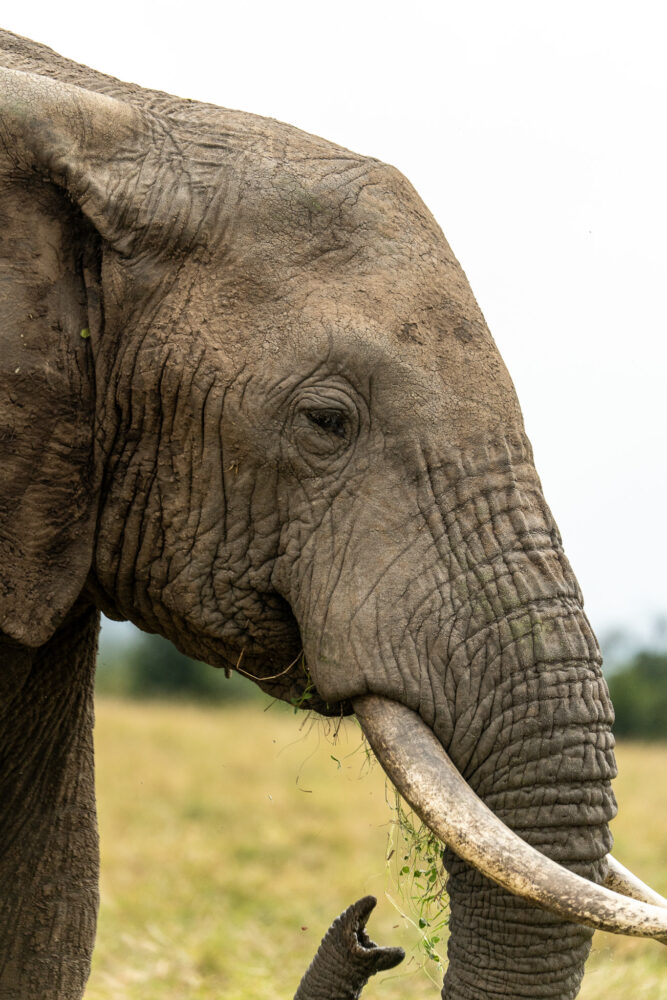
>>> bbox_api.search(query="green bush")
[96,627,261,703]
[607,651,667,739]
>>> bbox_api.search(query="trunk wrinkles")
[441,607,616,999]
[410,439,618,999]
[294,897,404,1000]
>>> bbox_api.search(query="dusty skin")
[0,27,664,1000]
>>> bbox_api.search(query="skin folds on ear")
[0,70,152,645]
[0,168,97,646]
[0,67,148,251]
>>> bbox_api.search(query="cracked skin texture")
[0,27,618,1000]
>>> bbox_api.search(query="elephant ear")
[0,68,154,646]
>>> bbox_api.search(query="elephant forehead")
[133,258,524,442]
[197,151,447,276]
[262,283,524,435]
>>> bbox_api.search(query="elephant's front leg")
[0,603,100,1000]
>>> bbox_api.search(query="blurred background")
[3,2,665,996]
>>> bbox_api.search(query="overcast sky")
[4,2,666,640]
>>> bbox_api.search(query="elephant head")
[0,28,665,1000]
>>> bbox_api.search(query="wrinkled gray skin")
[0,29,617,1000]
[294,896,405,1000]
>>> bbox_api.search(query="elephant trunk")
[357,605,631,1000]
[441,606,614,999]
[294,896,404,1000]
[443,663,615,1000]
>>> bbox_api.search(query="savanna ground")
[86,699,667,1000]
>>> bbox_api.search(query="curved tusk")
[604,856,667,909]
[353,694,667,943]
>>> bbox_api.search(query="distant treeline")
[606,651,667,740]
[97,624,667,737]
[96,629,262,703]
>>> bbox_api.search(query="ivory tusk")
[604,856,667,909]
[353,694,667,943]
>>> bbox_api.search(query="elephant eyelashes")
[305,409,348,438]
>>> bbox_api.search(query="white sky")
[4,2,666,638]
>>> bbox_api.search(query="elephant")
[0,26,665,1000]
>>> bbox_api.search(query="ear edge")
[0,168,101,648]
[0,65,159,254]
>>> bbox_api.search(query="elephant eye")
[305,408,348,438]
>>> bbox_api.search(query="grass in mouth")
[385,791,450,974]
[293,694,451,972]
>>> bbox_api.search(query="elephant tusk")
[353,694,667,943]
[604,856,667,909]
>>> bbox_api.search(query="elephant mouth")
[353,695,667,942]
[234,651,351,717]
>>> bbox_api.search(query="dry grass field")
[85,699,667,1000]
